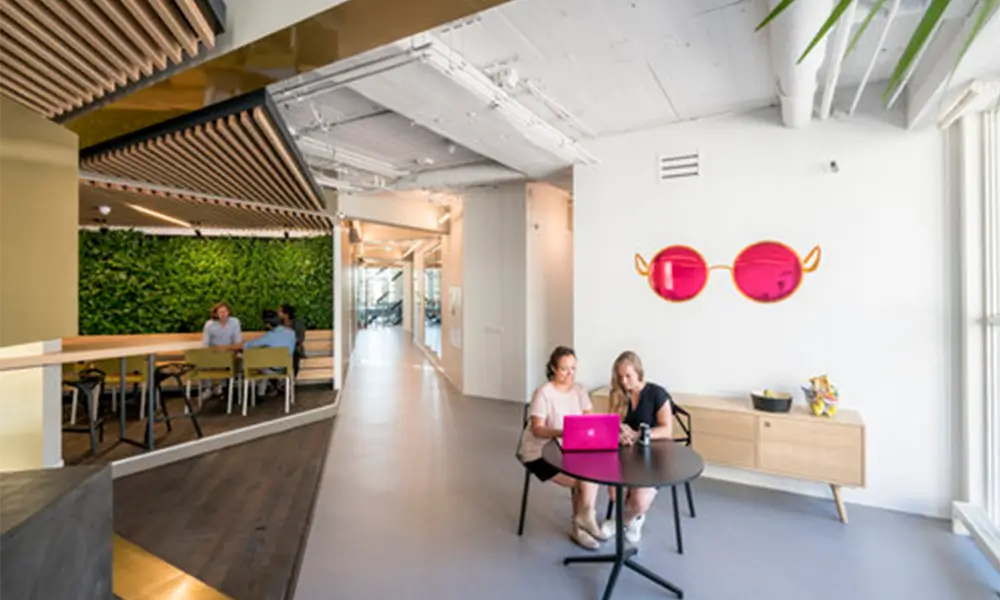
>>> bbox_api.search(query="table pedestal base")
[562,484,684,600]
[564,549,683,600]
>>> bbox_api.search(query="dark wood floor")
[113,418,334,600]
[63,385,337,465]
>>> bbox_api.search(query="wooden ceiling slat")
[176,0,215,49]
[168,131,248,200]
[94,0,168,71]
[180,128,256,200]
[219,116,298,208]
[65,0,153,77]
[190,124,265,204]
[239,113,312,211]
[1,1,116,93]
[0,58,68,113]
[199,122,272,205]
[148,1,198,58]
[0,35,95,104]
[0,54,79,108]
[42,0,141,82]
[0,15,104,100]
[12,0,127,87]
[140,140,210,193]
[156,135,238,198]
[122,0,183,66]
[252,107,323,211]
[102,150,169,187]
[0,79,54,116]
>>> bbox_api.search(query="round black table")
[542,439,704,600]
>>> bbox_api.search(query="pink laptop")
[562,414,620,451]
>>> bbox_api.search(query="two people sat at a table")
[600,350,673,544]
[277,304,306,376]
[518,346,609,550]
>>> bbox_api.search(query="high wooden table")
[591,387,866,523]
[1,339,205,451]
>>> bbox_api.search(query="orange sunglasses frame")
[634,241,822,304]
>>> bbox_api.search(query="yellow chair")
[241,347,295,416]
[184,348,238,414]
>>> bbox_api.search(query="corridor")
[293,329,997,600]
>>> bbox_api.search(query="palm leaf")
[956,0,999,67]
[797,0,858,64]
[756,0,799,31]
[846,0,889,56]
[882,0,952,102]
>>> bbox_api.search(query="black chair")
[605,398,696,554]
[62,369,106,456]
[516,402,533,536]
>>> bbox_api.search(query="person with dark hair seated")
[278,304,306,376]
[243,309,296,395]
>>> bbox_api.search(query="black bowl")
[750,391,792,413]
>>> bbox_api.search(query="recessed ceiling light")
[447,143,456,154]
[466,111,476,118]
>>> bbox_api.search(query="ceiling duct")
[391,163,525,190]
[80,89,326,214]
[766,0,833,128]
[0,0,225,121]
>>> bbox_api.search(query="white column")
[982,109,999,528]
[0,340,63,471]
[333,225,344,391]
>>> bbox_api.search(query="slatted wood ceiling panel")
[80,180,332,231]
[81,101,325,212]
[0,0,222,119]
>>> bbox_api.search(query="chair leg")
[685,481,696,518]
[606,498,614,521]
[182,392,203,438]
[226,378,234,414]
[70,388,79,425]
[284,377,291,414]
[671,485,684,554]
[159,389,172,433]
[111,388,117,413]
[517,468,531,536]
[242,379,249,416]
[82,389,99,456]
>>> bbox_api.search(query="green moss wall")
[79,231,334,335]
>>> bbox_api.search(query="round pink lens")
[732,242,802,303]
[648,246,708,302]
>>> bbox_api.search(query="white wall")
[525,183,575,399]
[402,262,413,332]
[412,249,426,346]
[337,191,446,233]
[574,107,955,518]
[441,208,464,389]
[0,341,63,471]
[461,184,527,402]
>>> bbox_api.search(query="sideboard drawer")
[757,418,864,486]
[687,407,756,441]
[691,433,756,469]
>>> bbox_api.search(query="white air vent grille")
[659,152,699,180]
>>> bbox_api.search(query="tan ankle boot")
[575,510,609,542]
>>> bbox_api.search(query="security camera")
[829,160,840,173]
[98,205,111,216]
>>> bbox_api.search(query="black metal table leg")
[672,485,684,554]
[563,483,683,599]
[116,356,145,449]
[145,353,155,450]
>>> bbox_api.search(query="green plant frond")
[797,0,858,64]
[883,0,953,102]
[846,0,889,57]
[957,0,999,68]
[756,0,799,31]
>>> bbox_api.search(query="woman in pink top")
[518,346,607,550]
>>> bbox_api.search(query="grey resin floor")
[295,328,1000,600]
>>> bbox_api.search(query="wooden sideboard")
[590,387,865,523]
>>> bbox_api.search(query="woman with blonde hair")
[518,346,608,550]
[600,350,673,543]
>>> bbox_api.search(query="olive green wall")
[79,231,334,334]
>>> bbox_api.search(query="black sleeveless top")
[623,382,671,431]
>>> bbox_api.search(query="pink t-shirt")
[518,382,593,462]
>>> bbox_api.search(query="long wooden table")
[2,340,205,452]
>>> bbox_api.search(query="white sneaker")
[570,522,600,550]
[625,514,645,544]
[599,518,617,540]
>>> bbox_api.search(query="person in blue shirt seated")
[243,309,297,395]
